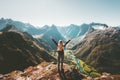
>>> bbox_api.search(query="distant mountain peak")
[89,22,109,28]
[51,24,57,28]
[1,24,19,32]
[42,25,49,28]
[69,24,79,26]
[80,23,88,26]
[49,25,58,31]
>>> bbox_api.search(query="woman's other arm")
[50,36,58,46]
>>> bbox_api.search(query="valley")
[0,18,120,80]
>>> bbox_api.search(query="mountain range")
[0,18,120,75]
[0,18,41,35]
[0,18,109,49]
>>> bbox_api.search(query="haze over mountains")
[0,18,120,76]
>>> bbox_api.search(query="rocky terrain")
[0,62,120,80]
[0,62,85,80]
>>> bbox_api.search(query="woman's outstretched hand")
[69,38,73,41]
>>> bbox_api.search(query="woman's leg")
[58,52,60,71]
[61,52,64,70]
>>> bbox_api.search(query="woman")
[50,37,72,71]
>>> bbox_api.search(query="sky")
[0,0,120,27]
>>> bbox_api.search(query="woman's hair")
[59,40,62,43]
[58,40,63,45]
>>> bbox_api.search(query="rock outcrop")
[1,62,120,80]
[0,62,85,80]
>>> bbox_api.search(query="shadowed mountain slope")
[0,25,56,74]
[74,27,120,74]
